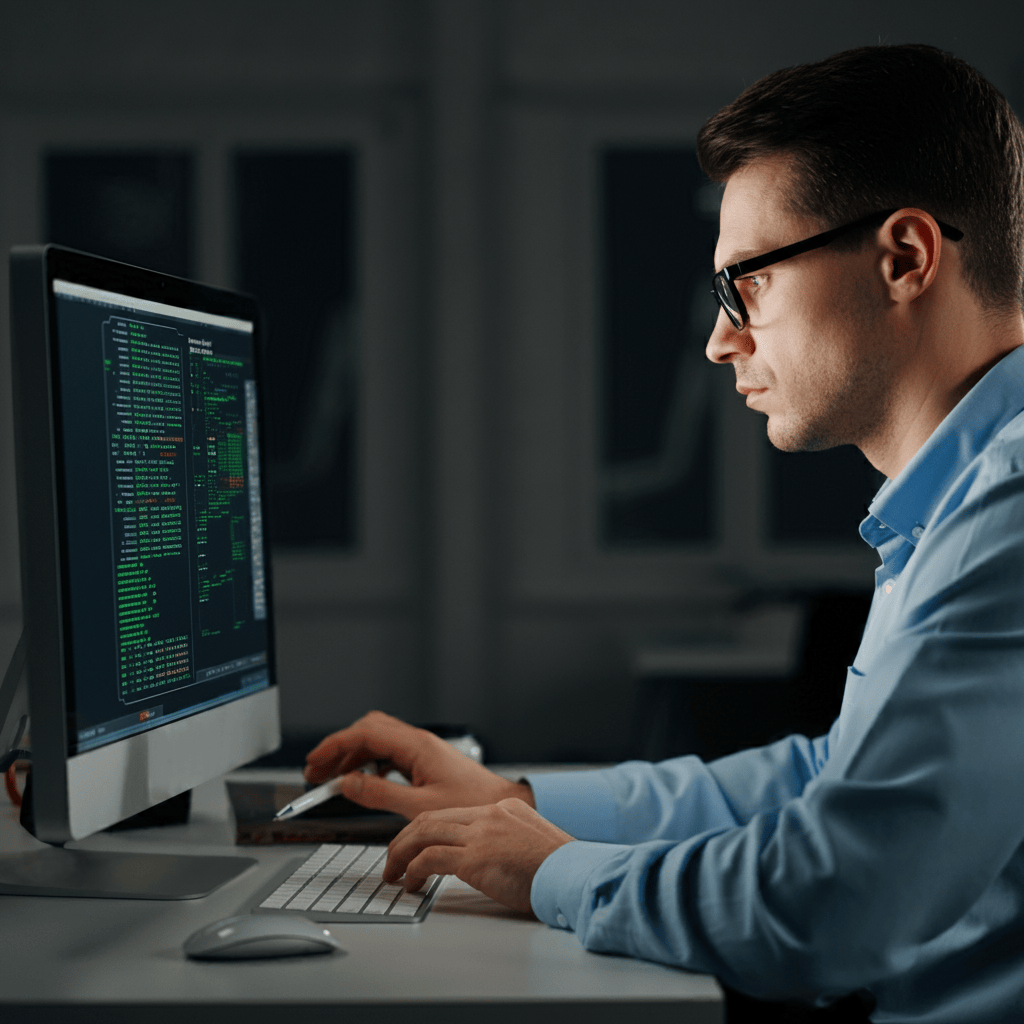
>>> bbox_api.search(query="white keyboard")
[247,843,445,924]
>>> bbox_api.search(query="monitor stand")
[1,631,256,899]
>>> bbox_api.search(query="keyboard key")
[390,893,425,916]
[363,883,405,914]
[259,891,291,909]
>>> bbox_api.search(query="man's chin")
[767,418,840,453]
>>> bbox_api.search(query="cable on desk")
[2,749,30,807]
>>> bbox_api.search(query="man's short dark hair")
[696,44,1024,312]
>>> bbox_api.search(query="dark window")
[599,148,717,546]
[234,150,358,549]
[46,151,193,278]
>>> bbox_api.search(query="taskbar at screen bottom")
[73,670,271,755]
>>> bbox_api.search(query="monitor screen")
[52,279,271,756]
[9,245,280,849]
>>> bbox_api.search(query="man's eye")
[745,275,762,288]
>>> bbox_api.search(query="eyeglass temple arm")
[723,210,963,281]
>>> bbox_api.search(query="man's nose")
[705,308,752,364]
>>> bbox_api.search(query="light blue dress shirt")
[527,344,1024,1022]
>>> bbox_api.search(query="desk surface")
[0,768,722,1024]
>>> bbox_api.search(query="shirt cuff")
[531,839,634,931]
[524,769,619,842]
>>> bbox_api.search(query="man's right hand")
[303,710,534,820]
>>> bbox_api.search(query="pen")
[273,776,346,821]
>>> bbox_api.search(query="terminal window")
[55,280,269,754]
[104,314,266,706]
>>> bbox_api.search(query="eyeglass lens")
[713,275,744,329]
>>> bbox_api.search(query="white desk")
[0,769,722,1023]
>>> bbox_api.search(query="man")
[305,44,1024,1020]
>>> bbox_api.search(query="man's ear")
[879,209,942,303]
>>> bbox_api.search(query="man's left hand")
[383,797,575,915]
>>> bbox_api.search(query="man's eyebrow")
[716,248,765,273]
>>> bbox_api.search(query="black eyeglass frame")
[712,208,965,330]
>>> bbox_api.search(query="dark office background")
[0,0,1019,766]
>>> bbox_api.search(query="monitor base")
[0,846,256,899]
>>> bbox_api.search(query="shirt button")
[557,913,567,927]
[884,582,894,594]
[912,525,924,539]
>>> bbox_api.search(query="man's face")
[706,155,893,453]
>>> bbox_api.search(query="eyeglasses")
[712,208,965,330]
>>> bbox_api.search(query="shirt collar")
[861,344,1024,549]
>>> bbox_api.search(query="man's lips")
[736,384,767,396]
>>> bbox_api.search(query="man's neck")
[860,318,1024,479]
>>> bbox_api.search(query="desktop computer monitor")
[1,244,280,895]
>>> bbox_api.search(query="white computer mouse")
[184,913,345,960]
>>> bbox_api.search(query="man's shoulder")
[970,404,1024,483]
[990,402,1024,452]
[919,403,1024,545]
